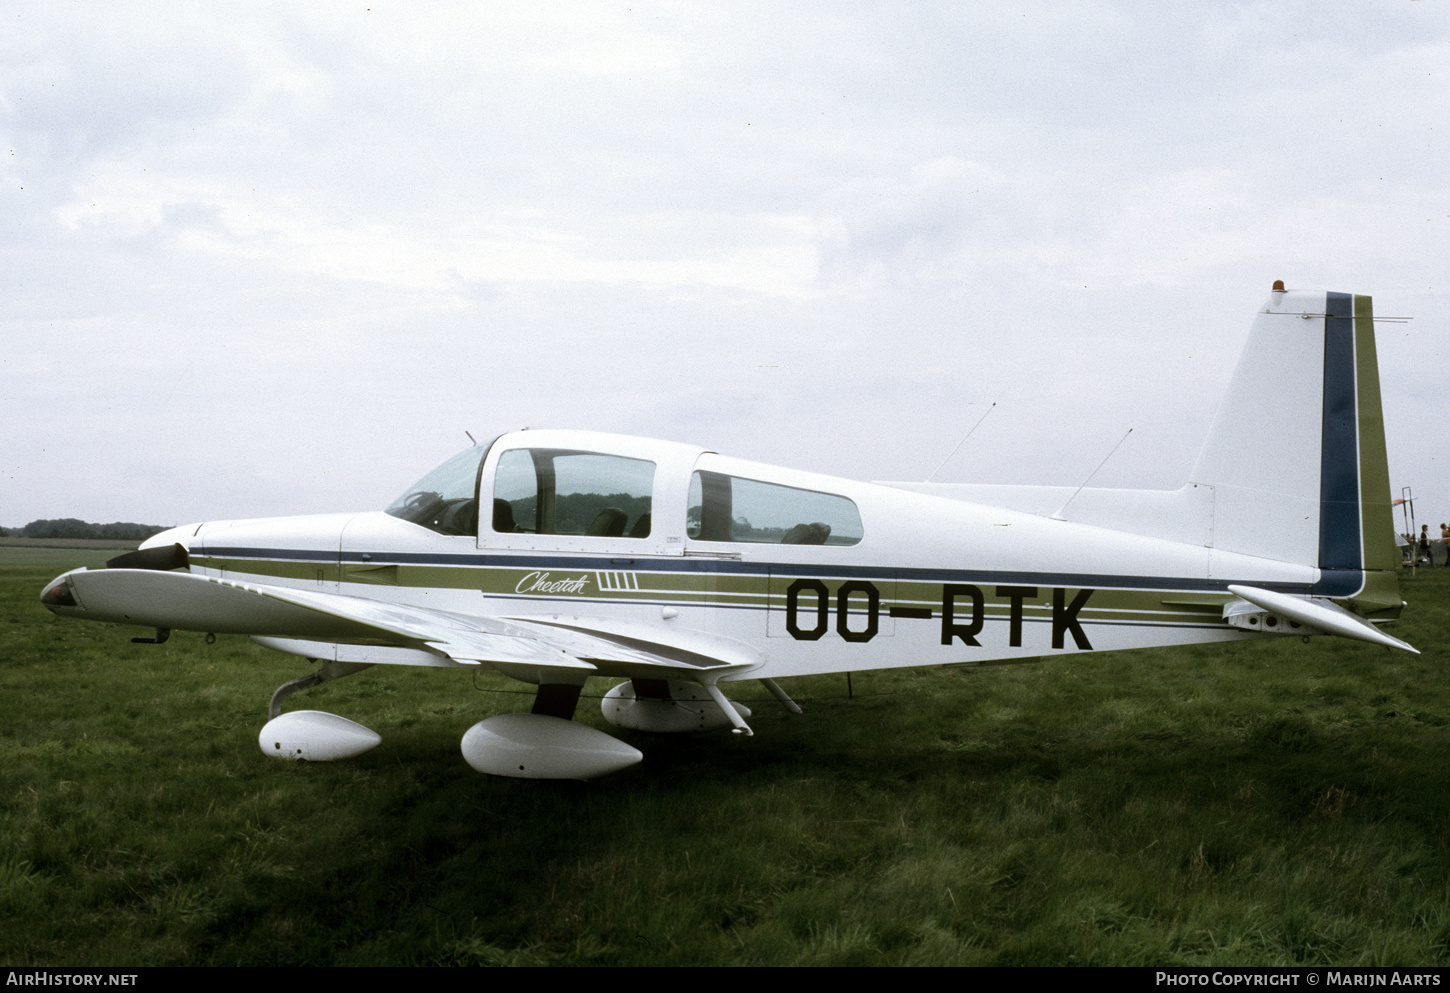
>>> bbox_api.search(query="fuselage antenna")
[465,431,477,446]
[925,403,996,482]
[1052,428,1133,521]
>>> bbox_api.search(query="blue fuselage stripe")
[201,546,1317,596]
[1316,292,1362,593]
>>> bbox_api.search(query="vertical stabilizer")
[1190,287,1400,614]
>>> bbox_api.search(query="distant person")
[1420,525,1434,567]
[1442,523,1450,566]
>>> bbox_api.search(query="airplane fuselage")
[149,428,1320,681]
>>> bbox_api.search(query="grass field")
[3,546,1449,966]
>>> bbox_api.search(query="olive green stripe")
[1348,294,1403,620]
[198,556,1232,628]
[1354,294,1399,574]
[204,555,1234,609]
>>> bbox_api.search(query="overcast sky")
[3,2,1447,535]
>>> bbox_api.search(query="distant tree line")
[0,519,171,540]
[506,493,652,535]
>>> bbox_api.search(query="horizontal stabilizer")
[1226,585,1417,654]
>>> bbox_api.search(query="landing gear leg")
[759,678,803,715]
[700,679,753,736]
[531,681,584,719]
[268,661,374,719]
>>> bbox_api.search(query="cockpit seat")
[780,522,832,545]
[447,499,478,536]
[493,499,520,533]
[587,508,629,537]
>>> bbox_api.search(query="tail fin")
[1191,287,1400,615]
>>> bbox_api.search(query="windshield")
[385,440,495,535]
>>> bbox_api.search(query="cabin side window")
[492,449,654,538]
[686,471,863,545]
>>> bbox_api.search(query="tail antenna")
[1052,428,1133,521]
[925,403,996,482]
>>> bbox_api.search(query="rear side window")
[687,471,862,545]
[493,449,654,538]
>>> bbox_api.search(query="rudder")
[1190,285,1400,615]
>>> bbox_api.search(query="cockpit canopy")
[386,433,864,547]
[384,438,658,541]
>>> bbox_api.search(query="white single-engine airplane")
[41,284,1415,778]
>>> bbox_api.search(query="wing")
[49,567,761,681]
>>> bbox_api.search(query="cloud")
[5,2,1450,524]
